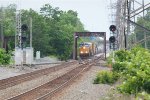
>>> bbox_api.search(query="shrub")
[136,91,150,100]
[106,53,113,65]
[114,50,130,62]
[143,80,150,93]
[0,48,11,65]
[118,76,143,94]
[106,47,150,96]
[94,71,119,84]
[112,62,127,72]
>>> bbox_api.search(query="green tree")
[0,4,85,60]
[21,9,52,57]
[39,4,85,60]
[0,48,11,65]
[0,4,17,50]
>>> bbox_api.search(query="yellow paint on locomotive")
[79,42,95,57]
[79,46,90,55]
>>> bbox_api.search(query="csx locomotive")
[79,42,97,58]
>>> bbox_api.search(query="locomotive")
[79,42,97,58]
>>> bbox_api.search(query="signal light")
[21,24,28,31]
[109,36,116,43]
[21,35,27,42]
[109,25,116,32]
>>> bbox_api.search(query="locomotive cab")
[79,42,93,57]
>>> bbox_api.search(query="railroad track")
[7,56,102,100]
[0,61,77,90]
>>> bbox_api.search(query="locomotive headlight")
[83,46,86,49]
[80,51,83,54]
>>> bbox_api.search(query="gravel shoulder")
[51,61,112,100]
[0,64,59,80]
[0,57,62,80]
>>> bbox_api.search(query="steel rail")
[0,61,77,90]
[7,56,102,100]
[36,64,91,100]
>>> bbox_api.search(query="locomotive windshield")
[79,42,91,47]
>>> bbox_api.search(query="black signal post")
[109,25,117,50]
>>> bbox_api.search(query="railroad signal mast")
[15,10,33,65]
[16,11,28,49]
[15,10,22,48]
[109,25,118,50]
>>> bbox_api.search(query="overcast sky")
[1,0,149,40]
[0,0,112,39]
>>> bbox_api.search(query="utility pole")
[126,0,131,49]
[0,21,4,48]
[143,0,147,49]
[30,17,32,47]
[0,7,4,48]
[123,0,127,49]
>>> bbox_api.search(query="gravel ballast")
[0,63,79,100]
[51,62,112,100]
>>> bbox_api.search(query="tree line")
[0,4,85,60]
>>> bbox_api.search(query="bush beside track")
[0,48,11,65]
[94,46,150,99]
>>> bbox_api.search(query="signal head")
[109,25,116,32]
[109,36,116,43]
[21,35,27,42]
[21,24,28,32]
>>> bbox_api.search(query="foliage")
[114,50,130,62]
[106,53,113,65]
[136,91,150,100]
[118,76,143,94]
[143,80,150,93]
[107,47,150,96]
[0,48,11,65]
[0,4,16,36]
[0,4,85,60]
[31,4,84,59]
[112,62,127,72]
[93,71,119,84]
[0,4,17,50]
[94,46,150,96]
